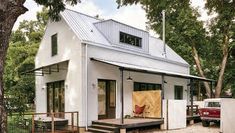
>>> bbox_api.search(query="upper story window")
[51,34,58,56]
[119,32,142,47]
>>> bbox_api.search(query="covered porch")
[90,57,214,132]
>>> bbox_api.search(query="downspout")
[85,43,88,130]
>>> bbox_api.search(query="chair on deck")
[133,105,146,117]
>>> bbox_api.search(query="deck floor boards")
[93,118,164,129]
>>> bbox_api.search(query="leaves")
[118,0,235,97]
[3,8,48,113]
[34,0,80,21]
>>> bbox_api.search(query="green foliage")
[34,0,80,21]
[118,0,235,95]
[4,8,48,114]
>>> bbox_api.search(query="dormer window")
[51,33,58,56]
[119,32,142,47]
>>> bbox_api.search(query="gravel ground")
[130,123,220,133]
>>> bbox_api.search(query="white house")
[34,9,212,131]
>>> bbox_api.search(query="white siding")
[94,20,149,53]
[35,18,86,126]
[88,45,189,74]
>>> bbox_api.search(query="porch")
[88,118,164,132]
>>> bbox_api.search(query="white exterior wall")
[220,98,235,133]
[35,12,190,128]
[35,18,87,126]
[87,45,189,125]
[88,45,189,74]
[94,20,149,53]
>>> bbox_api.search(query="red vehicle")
[198,98,220,127]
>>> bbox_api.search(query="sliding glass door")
[47,81,65,118]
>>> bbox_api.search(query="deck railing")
[186,105,199,116]
[7,111,79,133]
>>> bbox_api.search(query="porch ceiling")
[90,57,214,82]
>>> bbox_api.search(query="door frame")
[98,79,116,119]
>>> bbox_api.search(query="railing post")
[72,112,74,132]
[52,112,54,133]
[77,112,79,133]
[32,114,34,133]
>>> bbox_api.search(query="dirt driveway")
[139,123,220,133]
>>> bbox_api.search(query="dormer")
[94,20,149,53]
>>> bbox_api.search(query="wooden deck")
[92,118,164,129]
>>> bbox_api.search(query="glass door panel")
[47,84,53,113]
[109,81,116,107]
[98,81,106,117]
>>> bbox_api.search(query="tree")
[117,0,235,98]
[0,0,79,132]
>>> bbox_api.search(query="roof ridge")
[64,8,103,21]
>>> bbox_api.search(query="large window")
[51,33,58,56]
[119,32,142,47]
[174,85,183,100]
[134,82,161,91]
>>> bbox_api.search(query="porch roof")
[90,57,214,82]
[22,61,68,76]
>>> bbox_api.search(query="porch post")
[210,81,213,98]
[161,74,165,118]
[190,79,194,117]
[120,67,124,124]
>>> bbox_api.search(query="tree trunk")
[0,0,27,132]
[215,34,229,98]
[191,45,211,98]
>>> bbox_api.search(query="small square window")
[51,34,58,56]
[174,85,183,100]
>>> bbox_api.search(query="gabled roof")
[60,9,189,66]
[61,9,110,46]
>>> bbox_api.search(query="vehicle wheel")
[215,121,220,126]
[202,120,210,127]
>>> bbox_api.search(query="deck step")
[88,127,114,133]
[91,124,119,132]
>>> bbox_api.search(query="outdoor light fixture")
[42,85,47,90]
[127,72,133,81]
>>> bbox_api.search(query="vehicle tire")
[202,120,210,127]
[215,121,220,126]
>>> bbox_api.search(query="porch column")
[190,79,194,117]
[210,81,213,98]
[119,67,124,124]
[161,74,165,118]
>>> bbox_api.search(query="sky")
[14,0,209,37]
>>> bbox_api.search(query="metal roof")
[149,36,189,65]
[60,9,189,66]
[91,57,214,82]
[61,9,110,46]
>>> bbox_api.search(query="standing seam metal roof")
[60,9,189,66]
